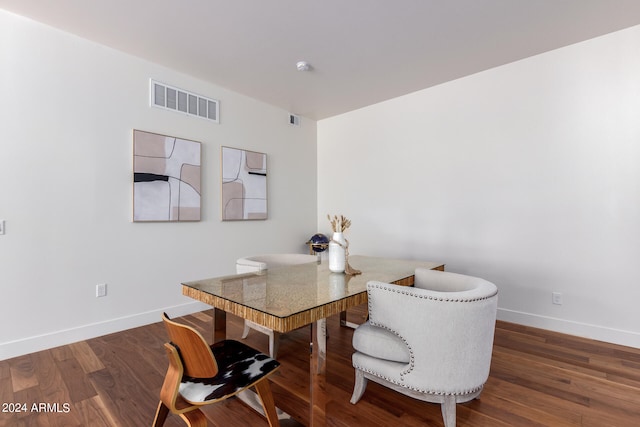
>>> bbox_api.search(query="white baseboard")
[5,305,638,361]
[498,308,640,349]
[0,301,211,361]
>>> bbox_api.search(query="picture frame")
[133,130,201,222]
[221,146,267,220]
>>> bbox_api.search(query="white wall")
[318,25,640,347]
[0,10,317,360]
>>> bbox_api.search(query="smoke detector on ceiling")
[296,61,311,72]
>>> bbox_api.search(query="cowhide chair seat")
[178,339,280,403]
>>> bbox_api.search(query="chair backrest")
[236,253,317,274]
[161,313,218,378]
[415,270,498,392]
[414,267,489,293]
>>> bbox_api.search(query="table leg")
[212,308,226,343]
[339,311,359,329]
[310,318,327,426]
[216,308,298,425]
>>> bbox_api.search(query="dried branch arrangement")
[327,214,361,276]
[327,214,351,233]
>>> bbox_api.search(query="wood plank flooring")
[2,307,640,426]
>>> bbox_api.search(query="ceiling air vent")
[150,79,219,123]
[288,113,300,126]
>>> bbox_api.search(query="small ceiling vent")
[288,113,300,126]
[150,79,219,123]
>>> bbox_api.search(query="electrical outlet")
[552,292,563,305]
[96,283,107,298]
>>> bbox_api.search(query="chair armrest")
[366,281,435,335]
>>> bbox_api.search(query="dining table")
[182,255,445,426]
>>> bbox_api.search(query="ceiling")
[2,0,640,120]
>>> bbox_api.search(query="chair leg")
[268,331,280,359]
[152,401,170,427]
[441,395,456,427]
[242,320,251,339]
[254,379,280,427]
[350,369,368,404]
[179,409,208,427]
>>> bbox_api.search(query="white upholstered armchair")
[350,268,498,427]
[236,253,318,358]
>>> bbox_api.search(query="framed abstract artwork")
[221,146,267,220]
[133,130,201,222]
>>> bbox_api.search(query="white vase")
[329,273,346,298]
[329,232,346,273]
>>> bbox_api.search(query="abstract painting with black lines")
[133,130,201,221]
[221,146,267,220]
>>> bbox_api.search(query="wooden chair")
[153,313,281,427]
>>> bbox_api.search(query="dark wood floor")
[2,306,640,426]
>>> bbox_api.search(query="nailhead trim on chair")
[353,364,485,396]
[366,292,415,377]
[369,282,498,303]
[368,322,415,377]
[365,282,495,393]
